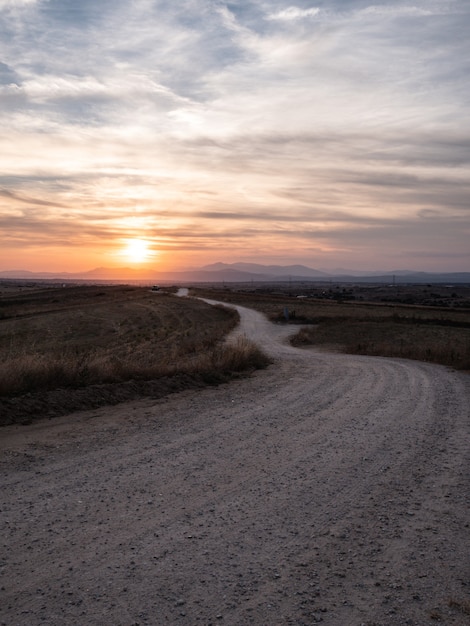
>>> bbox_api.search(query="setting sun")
[123,239,152,264]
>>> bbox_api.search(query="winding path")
[1,300,469,625]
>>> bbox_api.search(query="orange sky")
[1,1,469,275]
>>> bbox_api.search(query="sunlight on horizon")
[120,239,155,264]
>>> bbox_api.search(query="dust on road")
[1,301,469,625]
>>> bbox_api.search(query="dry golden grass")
[291,318,470,369]
[0,285,269,399]
[191,288,470,370]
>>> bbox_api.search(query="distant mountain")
[0,267,161,281]
[198,263,470,283]
[0,269,39,278]
[82,267,159,280]
[1,265,469,284]
[201,262,328,277]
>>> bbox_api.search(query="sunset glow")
[122,239,153,264]
[0,1,468,275]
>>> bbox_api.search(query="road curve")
[1,300,469,625]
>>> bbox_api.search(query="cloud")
[0,62,20,85]
[0,0,468,271]
[0,0,37,7]
[266,6,320,21]
[0,187,66,208]
[357,4,451,19]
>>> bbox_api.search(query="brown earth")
[1,300,469,625]
[0,286,242,419]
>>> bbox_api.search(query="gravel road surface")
[1,300,469,625]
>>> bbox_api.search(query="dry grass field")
[191,286,470,370]
[0,284,269,424]
[2,281,468,425]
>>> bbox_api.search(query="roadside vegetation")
[2,281,468,425]
[192,287,470,370]
[0,285,269,423]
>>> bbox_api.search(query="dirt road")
[1,301,469,625]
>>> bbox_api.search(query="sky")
[0,0,469,274]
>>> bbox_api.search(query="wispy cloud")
[0,0,38,7]
[0,187,67,208]
[0,0,468,272]
[266,7,321,21]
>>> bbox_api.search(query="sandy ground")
[1,300,469,625]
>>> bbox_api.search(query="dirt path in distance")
[1,301,469,625]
